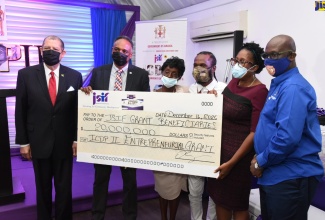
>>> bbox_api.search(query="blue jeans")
[259,176,319,220]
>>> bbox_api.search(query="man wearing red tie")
[82,35,149,220]
[15,35,83,220]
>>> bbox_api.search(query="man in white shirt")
[188,51,227,220]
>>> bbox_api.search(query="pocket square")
[67,86,75,92]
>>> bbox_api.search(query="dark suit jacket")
[90,64,150,91]
[15,64,83,159]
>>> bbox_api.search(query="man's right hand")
[207,89,218,96]
[80,86,93,95]
[20,145,32,161]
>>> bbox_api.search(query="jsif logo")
[315,1,325,11]
[154,54,162,63]
[93,92,109,105]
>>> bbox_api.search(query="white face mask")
[161,76,178,88]
[231,63,255,78]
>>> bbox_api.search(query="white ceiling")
[86,0,211,20]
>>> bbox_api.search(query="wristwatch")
[254,161,260,169]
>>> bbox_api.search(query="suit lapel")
[103,65,112,90]
[36,64,52,105]
[56,65,66,100]
[125,65,135,91]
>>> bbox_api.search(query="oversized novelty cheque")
[77,90,223,178]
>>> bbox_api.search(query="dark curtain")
[83,8,126,86]
[91,8,126,67]
[120,11,140,40]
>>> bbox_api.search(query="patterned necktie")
[114,69,123,91]
[48,71,56,105]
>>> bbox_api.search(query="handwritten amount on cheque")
[80,111,219,154]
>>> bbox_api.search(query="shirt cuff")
[256,153,265,168]
[20,144,29,147]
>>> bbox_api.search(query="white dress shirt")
[189,79,226,94]
[109,63,129,91]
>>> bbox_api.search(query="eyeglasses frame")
[261,50,294,60]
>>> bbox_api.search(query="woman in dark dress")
[207,42,268,220]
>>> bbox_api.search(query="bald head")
[266,35,296,52]
[265,34,297,72]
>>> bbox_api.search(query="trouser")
[260,176,319,220]
[33,156,73,220]
[92,164,137,220]
[188,175,217,220]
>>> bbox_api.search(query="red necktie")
[114,69,123,91]
[49,71,56,105]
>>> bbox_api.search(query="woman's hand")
[214,162,234,179]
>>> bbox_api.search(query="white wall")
[154,0,325,108]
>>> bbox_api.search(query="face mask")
[112,52,128,66]
[264,57,290,77]
[231,63,255,79]
[231,63,248,79]
[192,66,211,83]
[43,50,61,66]
[161,76,178,88]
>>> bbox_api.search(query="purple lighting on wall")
[23,0,140,12]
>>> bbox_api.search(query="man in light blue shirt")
[251,34,324,220]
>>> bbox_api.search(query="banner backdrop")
[135,19,187,91]
[0,0,7,40]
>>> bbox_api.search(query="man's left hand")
[250,155,263,178]
[72,142,77,157]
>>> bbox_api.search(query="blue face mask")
[264,57,290,77]
[161,76,178,88]
[231,63,255,79]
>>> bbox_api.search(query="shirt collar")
[196,79,218,92]
[113,63,129,74]
[43,63,60,77]
[272,67,299,86]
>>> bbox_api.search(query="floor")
[73,192,208,220]
[1,155,210,220]
[0,156,158,220]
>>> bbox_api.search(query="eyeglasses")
[229,58,254,68]
[261,50,294,60]
[112,47,129,55]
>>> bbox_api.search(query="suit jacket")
[90,64,150,91]
[15,64,83,159]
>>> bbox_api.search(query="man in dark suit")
[15,35,83,220]
[82,35,149,220]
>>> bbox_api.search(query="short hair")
[196,51,217,66]
[240,42,265,73]
[115,35,133,48]
[161,56,185,78]
[42,35,65,50]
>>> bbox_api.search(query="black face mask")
[42,50,61,66]
[112,52,128,66]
